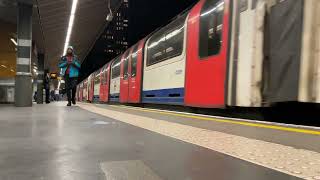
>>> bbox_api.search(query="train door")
[93,70,101,102]
[88,74,94,102]
[120,50,131,103]
[83,80,88,101]
[79,83,83,101]
[110,56,121,102]
[128,40,145,103]
[226,0,266,107]
[100,63,111,103]
[185,0,230,108]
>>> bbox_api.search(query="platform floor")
[0,102,319,180]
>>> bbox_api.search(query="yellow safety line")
[108,105,320,135]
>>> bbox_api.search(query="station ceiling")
[0,0,121,73]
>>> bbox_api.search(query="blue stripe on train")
[142,88,184,105]
[110,93,120,102]
[93,95,100,102]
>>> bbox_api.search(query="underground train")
[76,0,320,109]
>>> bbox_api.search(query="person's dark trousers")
[45,88,50,104]
[65,74,77,104]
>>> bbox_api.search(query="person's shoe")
[67,102,71,106]
[72,99,76,105]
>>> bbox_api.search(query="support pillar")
[15,2,33,107]
[37,53,44,104]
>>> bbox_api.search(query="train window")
[111,57,121,78]
[131,45,139,77]
[147,13,187,66]
[199,0,224,59]
[251,0,258,9]
[94,72,100,85]
[123,52,130,80]
[239,0,248,12]
[101,66,107,85]
[147,30,166,66]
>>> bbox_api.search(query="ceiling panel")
[36,0,121,73]
[0,0,121,73]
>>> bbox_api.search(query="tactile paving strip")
[80,104,320,179]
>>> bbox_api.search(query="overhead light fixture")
[10,38,17,46]
[106,0,113,22]
[62,0,79,56]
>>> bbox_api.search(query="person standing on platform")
[58,46,81,106]
[44,72,51,104]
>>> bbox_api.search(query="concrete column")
[37,53,44,104]
[15,2,33,107]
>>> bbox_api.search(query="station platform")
[0,102,319,180]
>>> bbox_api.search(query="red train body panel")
[185,0,230,108]
[120,50,131,103]
[128,40,145,103]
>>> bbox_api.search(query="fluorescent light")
[57,80,61,89]
[62,0,79,55]
[1,65,7,68]
[10,38,17,46]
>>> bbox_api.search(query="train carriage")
[142,12,188,105]
[82,0,320,109]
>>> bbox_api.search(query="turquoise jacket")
[59,55,81,78]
